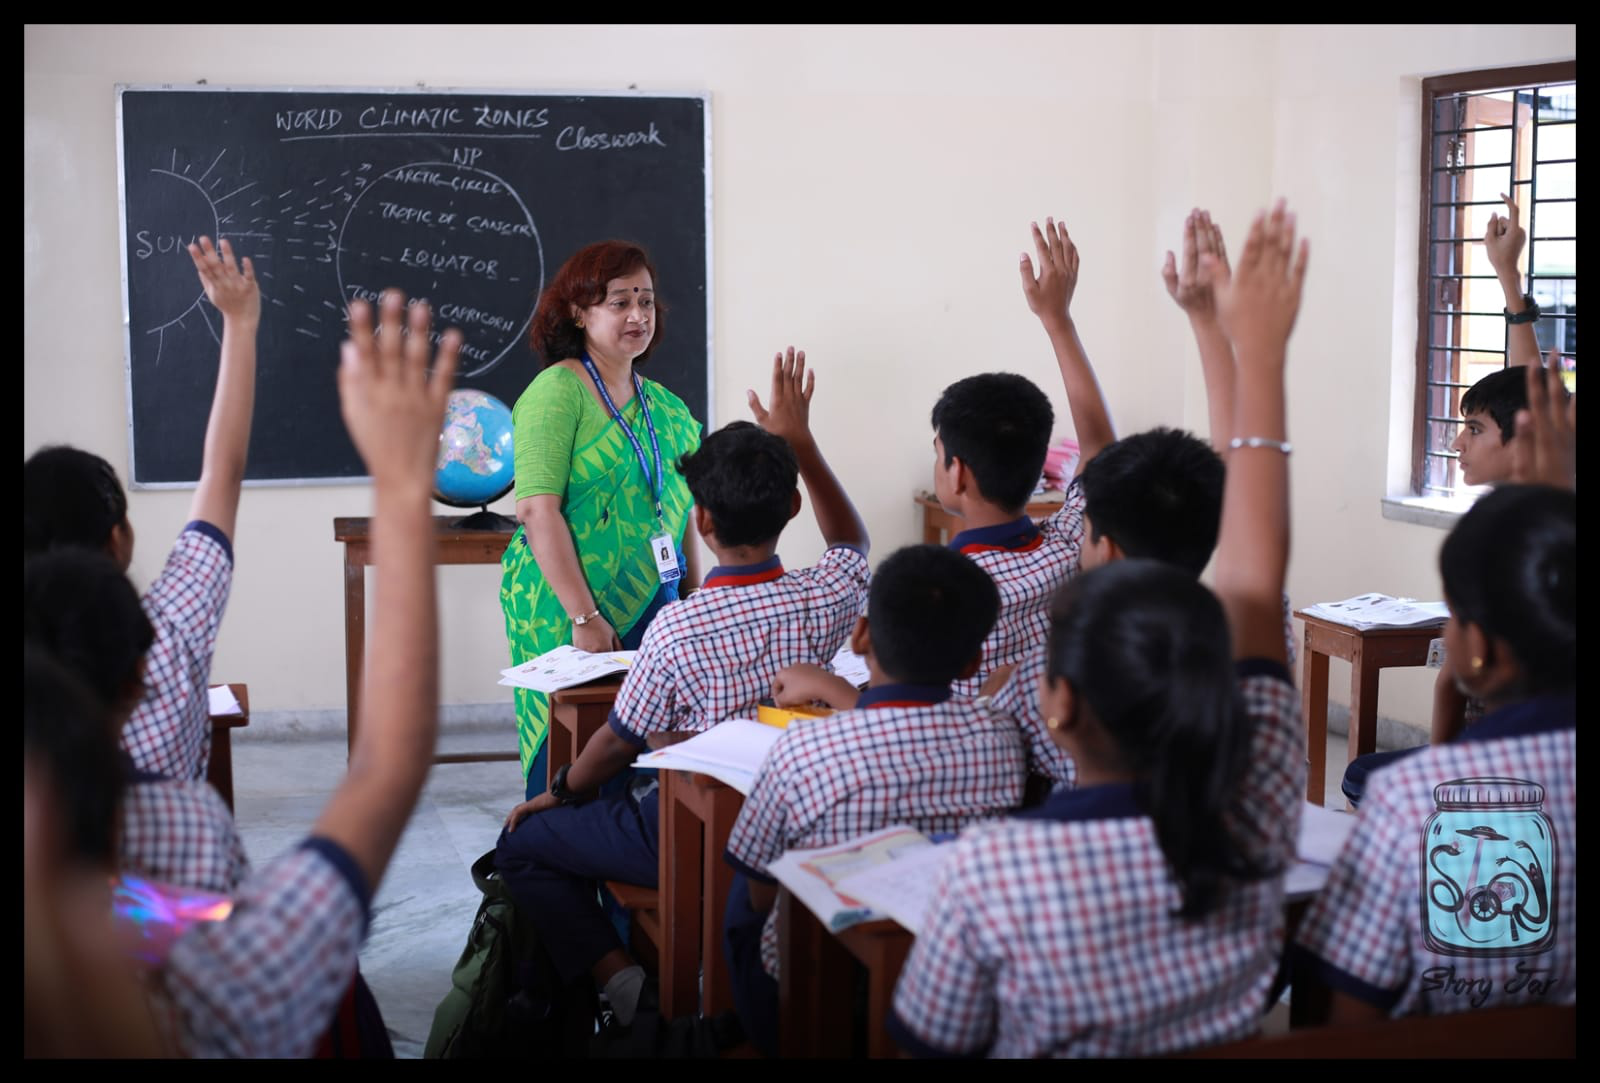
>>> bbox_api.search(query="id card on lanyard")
[582,354,681,585]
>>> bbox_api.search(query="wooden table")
[1295,611,1444,806]
[544,678,627,788]
[333,516,520,765]
[206,682,249,812]
[658,770,744,1019]
[778,888,915,1058]
[914,490,1067,546]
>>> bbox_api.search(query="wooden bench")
[206,682,249,812]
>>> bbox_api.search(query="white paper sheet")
[207,684,241,717]
[830,840,955,934]
[1297,801,1357,867]
[631,719,783,795]
[1301,593,1449,631]
[827,645,872,689]
[767,826,934,931]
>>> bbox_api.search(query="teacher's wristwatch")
[571,608,602,626]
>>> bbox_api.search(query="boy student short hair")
[931,374,1054,512]
[24,550,155,716]
[23,446,127,557]
[1080,428,1224,576]
[867,545,1001,686]
[24,646,124,868]
[676,421,800,549]
[1459,365,1531,443]
[1045,560,1262,919]
[1440,484,1576,696]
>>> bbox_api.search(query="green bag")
[424,850,590,1059]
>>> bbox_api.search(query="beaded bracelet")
[1229,436,1293,454]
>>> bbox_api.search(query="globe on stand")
[434,389,517,531]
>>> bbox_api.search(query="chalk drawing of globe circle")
[336,162,544,379]
[129,167,220,333]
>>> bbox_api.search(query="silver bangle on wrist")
[1228,436,1293,455]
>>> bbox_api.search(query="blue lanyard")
[581,353,664,521]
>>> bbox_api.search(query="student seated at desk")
[724,544,1026,1057]
[24,288,459,1056]
[494,348,871,1030]
[24,237,259,784]
[889,202,1309,1058]
[1293,376,1576,1023]
[24,550,248,895]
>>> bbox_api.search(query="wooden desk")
[206,682,249,812]
[1295,611,1444,807]
[778,889,915,1058]
[544,679,626,788]
[659,770,744,1019]
[914,490,1067,546]
[333,516,519,765]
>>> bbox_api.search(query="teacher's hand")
[573,616,622,654]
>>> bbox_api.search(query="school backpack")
[424,849,592,1059]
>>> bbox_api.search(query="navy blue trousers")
[496,786,661,983]
[724,871,781,1057]
[1341,746,1423,806]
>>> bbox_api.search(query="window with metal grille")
[1413,62,1576,497]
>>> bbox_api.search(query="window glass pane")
[1532,240,1575,276]
[1536,121,1576,160]
[1534,161,1576,198]
[1538,84,1576,122]
[1532,200,1576,238]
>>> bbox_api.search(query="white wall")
[24,24,1575,730]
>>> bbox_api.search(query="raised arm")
[312,291,460,893]
[1020,218,1115,470]
[1509,348,1577,491]
[185,237,260,541]
[1484,192,1543,369]
[1209,203,1308,664]
[1164,209,1238,454]
[748,347,870,553]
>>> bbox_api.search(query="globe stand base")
[451,508,518,532]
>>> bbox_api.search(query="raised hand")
[1484,192,1528,279]
[188,236,261,324]
[339,290,461,490]
[747,346,816,451]
[1510,349,1577,491]
[1163,209,1230,319]
[1019,217,1080,326]
[1206,201,1309,368]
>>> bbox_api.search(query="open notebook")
[498,645,637,693]
[631,718,784,795]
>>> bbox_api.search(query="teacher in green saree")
[502,240,701,799]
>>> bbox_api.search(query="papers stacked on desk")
[1300,593,1449,631]
[499,645,637,693]
[1285,801,1358,901]
[768,826,951,933]
[632,719,783,795]
[827,644,872,689]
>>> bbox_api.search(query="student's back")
[1297,484,1575,1018]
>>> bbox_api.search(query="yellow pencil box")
[755,703,834,729]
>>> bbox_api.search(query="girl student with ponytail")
[1293,361,1575,1022]
[887,203,1310,1058]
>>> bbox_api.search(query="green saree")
[500,364,700,782]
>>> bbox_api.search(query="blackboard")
[117,87,710,486]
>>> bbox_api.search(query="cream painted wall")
[24,24,1575,730]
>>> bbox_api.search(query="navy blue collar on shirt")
[1014,780,1145,823]
[855,683,953,709]
[702,554,785,589]
[948,516,1040,555]
[1463,692,1576,744]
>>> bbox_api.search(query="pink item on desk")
[1042,438,1080,489]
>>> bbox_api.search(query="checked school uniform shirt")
[123,522,234,780]
[949,480,1086,699]
[154,838,370,1058]
[889,661,1305,1058]
[725,684,1027,979]
[607,547,870,746]
[1295,695,1574,1017]
[120,776,250,895]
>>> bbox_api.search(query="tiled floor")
[231,723,1363,1057]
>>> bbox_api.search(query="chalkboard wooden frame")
[115,84,714,488]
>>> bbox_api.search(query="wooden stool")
[914,490,1066,545]
[206,683,249,812]
[1295,611,1444,807]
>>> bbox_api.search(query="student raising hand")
[1165,209,1239,454]
[1510,348,1577,491]
[1207,201,1308,665]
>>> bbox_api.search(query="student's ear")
[1450,621,1503,700]
[1099,533,1125,565]
[1475,630,1525,704]
[693,505,717,543]
[848,615,871,658]
[106,519,135,572]
[788,489,803,522]
[955,649,983,682]
[1037,672,1078,751]
[949,455,973,498]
